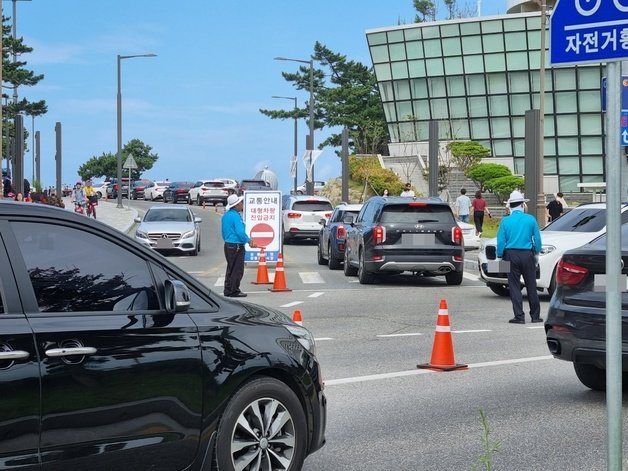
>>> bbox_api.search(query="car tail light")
[324,212,332,219]
[451,226,463,245]
[336,224,347,240]
[374,225,386,245]
[408,202,427,207]
[287,212,301,218]
[200,187,207,191]
[113,184,119,190]
[176,189,186,193]
[556,259,589,286]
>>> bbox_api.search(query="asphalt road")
[127,198,628,470]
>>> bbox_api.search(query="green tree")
[413,0,437,22]
[448,141,491,174]
[260,42,389,156]
[465,163,513,191]
[78,139,158,181]
[486,175,524,203]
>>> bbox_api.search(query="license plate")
[155,238,174,249]
[402,233,435,246]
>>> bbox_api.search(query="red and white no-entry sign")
[250,222,274,247]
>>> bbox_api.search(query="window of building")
[387,30,404,42]
[493,140,513,156]
[466,75,486,95]
[556,114,578,135]
[544,116,556,136]
[471,119,490,139]
[428,77,447,97]
[391,62,409,79]
[423,39,443,58]
[422,26,440,39]
[440,24,460,37]
[388,124,400,142]
[370,45,390,63]
[506,51,529,70]
[374,63,392,81]
[511,116,526,138]
[504,18,526,31]
[444,56,464,75]
[557,137,579,155]
[468,96,488,117]
[451,120,470,139]
[413,100,431,119]
[464,55,485,74]
[578,66,602,88]
[559,156,581,174]
[504,32,527,51]
[527,16,542,30]
[559,176,581,192]
[408,60,426,78]
[367,32,387,46]
[508,71,530,93]
[384,102,397,121]
[555,92,578,113]
[430,99,449,119]
[491,117,511,138]
[446,76,465,96]
[581,138,603,156]
[487,73,507,94]
[527,30,541,50]
[396,101,413,120]
[544,158,557,173]
[510,94,531,115]
[405,29,421,41]
[483,34,505,53]
[415,121,429,140]
[389,43,407,61]
[460,22,481,35]
[380,81,394,102]
[394,80,411,100]
[425,58,444,75]
[579,114,602,135]
[406,41,423,60]
[545,138,557,156]
[554,69,576,90]
[581,155,603,174]
[12,222,159,313]
[462,35,482,55]
[578,90,601,112]
[482,21,503,34]
[411,78,428,99]
[449,98,468,118]
[513,139,525,157]
[485,53,506,73]
[442,37,461,55]
[398,122,417,140]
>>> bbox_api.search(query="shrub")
[448,141,491,174]
[348,155,405,196]
[486,175,524,203]
[465,163,513,192]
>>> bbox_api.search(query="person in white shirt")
[454,188,472,223]
[400,183,415,197]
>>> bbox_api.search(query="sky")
[13,0,505,193]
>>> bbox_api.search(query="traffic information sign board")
[243,190,281,263]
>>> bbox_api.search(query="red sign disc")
[250,223,274,247]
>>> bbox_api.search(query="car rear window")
[544,208,606,232]
[205,182,224,188]
[292,201,333,212]
[380,204,454,224]
[334,209,360,222]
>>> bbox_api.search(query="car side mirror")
[319,218,326,226]
[343,215,355,225]
[134,217,141,223]
[164,279,191,314]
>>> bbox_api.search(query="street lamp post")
[272,95,298,195]
[116,53,156,208]
[274,56,315,195]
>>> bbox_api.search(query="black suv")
[238,179,270,195]
[343,196,465,285]
[0,201,326,469]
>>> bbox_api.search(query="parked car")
[296,180,326,195]
[282,195,334,243]
[106,177,131,199]
[238,179,270,195]
[0,200,326,469]
[130,179,152,200]
[546,224,628,391]
[478,202,628,297]
[143,180,170,201]
[92,181,110,199]
[162,181,194,203]
[343,196,465,285]
[317,203,363,269]
[217,177,239,194]
[134,204,201,256]
[188,179,230,206]
[458,220,481,250]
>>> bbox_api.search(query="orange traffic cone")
[417,299,468,372]
[269,253,292,292]
[252,248,272,285]
[292,309,303,325]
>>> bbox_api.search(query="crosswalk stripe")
[308,292,324,298]
[299,272,325,283]
[280,301,303,308]
[215,277,225,287]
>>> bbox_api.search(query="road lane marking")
[452,329,492,333]
[280,301,303,308]
[215,277,225,287]
[308,292,324,298]
[463,272,479,281]
[315,337,334,341]
[377,333,423,338]
[325,355,554,386]
[299,272,325,283]
[526,326,545,329]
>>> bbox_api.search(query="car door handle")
[0,350,30,360]
[45,347,97,357]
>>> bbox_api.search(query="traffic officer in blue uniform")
[221,194,257,297]
[496,190,543,324]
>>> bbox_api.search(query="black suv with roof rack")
[343,196,465,285]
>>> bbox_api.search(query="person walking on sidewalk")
[400,183,415,197]
[496,190,542,325]
[221,194,257,298]
[471,190,491,236]
[454,188,471,223]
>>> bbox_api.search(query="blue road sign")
[601,76,628,112]
[622,111,628,146]
[550,0,628,65]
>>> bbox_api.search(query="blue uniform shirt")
[496,210,541,257]
[221,209,251,245]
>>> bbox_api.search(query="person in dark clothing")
[3,176,11,198]
[23,179,31,198]
[546,193,564,222]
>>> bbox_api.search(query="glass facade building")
[366,12,606,192]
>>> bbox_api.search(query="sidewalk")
[62,197,138,234]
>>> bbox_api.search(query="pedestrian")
[23,179,31,200]
[555,192,568,209]
[400,183,415,197]
[382,189,389,197]
[14,192,23,201]
[546,193,564,222]
[221,193,257,298]
[454,188,472,223]
[3,175,11,198]
[496,190,542,324]
[471,190,491,236]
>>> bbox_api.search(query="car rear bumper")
[136,235,197,253]
[200,195,228,204]
[364,252,464,274]
[285,228,320,239]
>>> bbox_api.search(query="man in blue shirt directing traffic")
[496,190,542,325]
[221,194,257,297]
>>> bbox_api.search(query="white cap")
[225,194,244,210]
[507,190,529,205]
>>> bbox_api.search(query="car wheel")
[573,362,605,391]
[197,196,202,206]
[97,191,102,198]
[328,243,342,270]
[317,242,327,266]
[487,283,510,297]
[344,249,357,276]
[215,377,307,471]
[283,233,291,245]
[190,244,198,256]
[445,270,464,286]
[358,249,375,284]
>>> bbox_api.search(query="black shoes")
[227,292,247,298]
[531,318,544,323]
[508,318,525,324]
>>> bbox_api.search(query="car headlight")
[181,230,196,239]
[540,245,555,255]
[285,324,316,355]
[136,230,148,239]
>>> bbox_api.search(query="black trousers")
[473,211,485,233]
[504,249,540,321]
[224,243,245,296]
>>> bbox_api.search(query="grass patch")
[479,216,501,239]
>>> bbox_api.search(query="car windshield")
[333,209,360,222]
[380,204,454,224]
[144,208,191,222]
[292,201,333,211]
[544,207,606,232]
[588,223,628,248]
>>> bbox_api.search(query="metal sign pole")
[605,61,622,471]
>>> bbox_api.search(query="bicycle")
[86,196,98,219]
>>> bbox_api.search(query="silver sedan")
[134,205,201,256]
